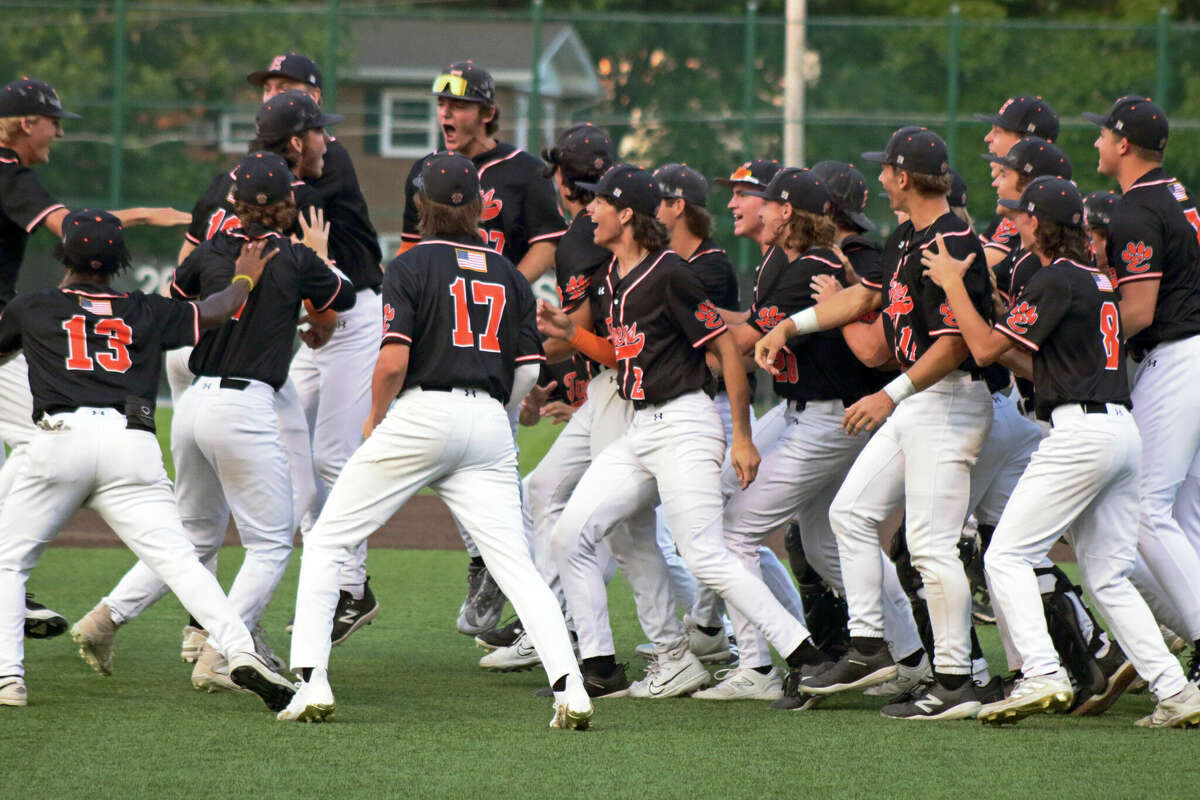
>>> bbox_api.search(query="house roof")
[349,19,602,100]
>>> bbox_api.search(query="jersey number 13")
[62,314,133,373]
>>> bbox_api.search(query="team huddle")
[1,52,1199,731]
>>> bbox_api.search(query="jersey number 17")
[449,277,507,353]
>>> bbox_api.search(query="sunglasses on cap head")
[432,73,471,97]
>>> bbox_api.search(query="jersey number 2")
[449,277,506,353]
[63,315,133,373]
[1100,301,1120,371]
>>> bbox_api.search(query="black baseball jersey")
[686,239,739,310]
[869,213,992,370]
[382,236,543,404]
[554,210,613,379]
[748,246,889,403]
[994,246,1041,303]
[0,147,65,312]
[185,168,319,245]
[0,282,198,428]
[995,258,1131,420]
[172,227,355,389]
[1106,167,1200,356]
[540,357,591,408]
[306,139,382,291]
[402,141,567,264]
[603,249,723,407]
[841,234,882,286]
[981,215,1020,255]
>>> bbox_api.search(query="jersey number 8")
[449,277,507,353]
[63,314,133,373]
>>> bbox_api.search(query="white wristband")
[883,373,916,404]
[787,306,820,335]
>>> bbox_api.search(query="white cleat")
[71,603,119,676]
[181,626,208,663]
[865,653,932,697]
[0,675,27,707]
[549,695,594,731]
[630,645,710,698]
[191,643,249,695]
[978,668,1073,726]
[693,666,784,701]
[683,614,736,665]
[277,671,336,723]
[1135,682,1200,728]
[479,631,541,673]
[229,651,296,712]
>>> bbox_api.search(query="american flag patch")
[1093,272,1114,292]
[1171,181,1188,202]
[79,297,112,316]
[455,248,487,272]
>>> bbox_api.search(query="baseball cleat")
[1186,647,1200,685]
[683,614,737,664]
[1071,641,1136,716]
[331,577,379,647]
[799,645,897,696]
[277,673,335,723]
[252,624,288,673]
[24,594,67,639]
[865,652,931,697]
[0,675,27,707]
[191,643,249,695]
[974,675,1006,704]
[693,666,783,701]
[456,562,505,636]
[581,663,632,698]
[71,603,119,676]
[479,631,541,673]
[978,669,1073,726]
[771,669,824,711]
[1135,682,1200,728]
[475,616,522,651]
[229,651,296,712]
[180,625,208,663]
[629,645,709,698]
[880,677,981,721]
[549,696,594,731]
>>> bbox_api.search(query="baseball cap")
[654,163,708,207]
[948,170,968,208]
[862,127,950,176]
[1083,95,1168,151]
[418,152,479,206]
[811,160,873,230]
[432,61,495,104]
[973,95,1059,142]
[541,123,614,182]
[998,176,1084,228]
[255,90,342,144]
[745,167,832,216]
[232,152,294,206]
[983,136,1072,180]
[714,158,781,189]
[1083,190,1120,229]
[575,164,660,217]
[247,53,323,89]
[61,209,124,270]
[0,78,80,119]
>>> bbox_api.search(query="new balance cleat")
[24,594,67,639]
[229,651,296,712]
[331,578,379,646]
[800,646,897,696]
[475,617,522,651]
[456,562,505,636]
[881,677,981,720]
[979,669,1073,725]
[629,645,709,698]
[1135,682,1200,728]
[0,675,27,707]
[693,666,783,701]
[180,625,207,663]
[479,631,541,672]
[71,603,118,676]
[277,672,335,723]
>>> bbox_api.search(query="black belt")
[192,376,251,390]
[1081,401,1130,414]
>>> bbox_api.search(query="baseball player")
[756,128,995,720]
[1087,95,1200,683]
[74,152,356,692]
[0,78,190,638]
[249,54,386,644]
[539,164,832,700]
[923,176,1200,728]
[281,152,592,731]
[1083,190,1120,278]
[0,209,293,711]
[400,61,569,636]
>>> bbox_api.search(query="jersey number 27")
[449,277,506,353]
[62,314,132,373]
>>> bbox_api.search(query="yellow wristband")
[232,274,254,291]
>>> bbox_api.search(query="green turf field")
[5,548,1195,799]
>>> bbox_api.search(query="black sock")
[752,665,773,675]
[300,667,313,682]
[551,674,567,692]
[697,625,722,637]
[469,556,484,568]
[188,615,201,629]
[582,655,616,677]
[785,638,826,668]
[969,627,984,660]
[935,670,968,690]
[850,636,885,655]
[898,649,924,668]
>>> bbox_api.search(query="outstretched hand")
[537,300,576,341]
[234,239,277,286]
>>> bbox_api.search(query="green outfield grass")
[5,548,1195,800]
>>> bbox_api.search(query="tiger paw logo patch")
[939,302,957,328]
[755,305,786,331]
[695,300,723,330]
[1006,301,1038,334]
[1121,241,1153,273]
[563,274,590,302]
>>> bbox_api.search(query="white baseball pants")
[985,404,1188,700]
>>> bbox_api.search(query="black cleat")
[1071,641,1137,716]
[456,562,506,636]
[799,646,897,696]
[475,617,523,651]
[771,668,823,711]
[24,593,67,639]
[331,577,379,646]
[582,662,632,698]
[881,677,981,720]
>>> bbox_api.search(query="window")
[219,112,257,154]
[381,90,438,158]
